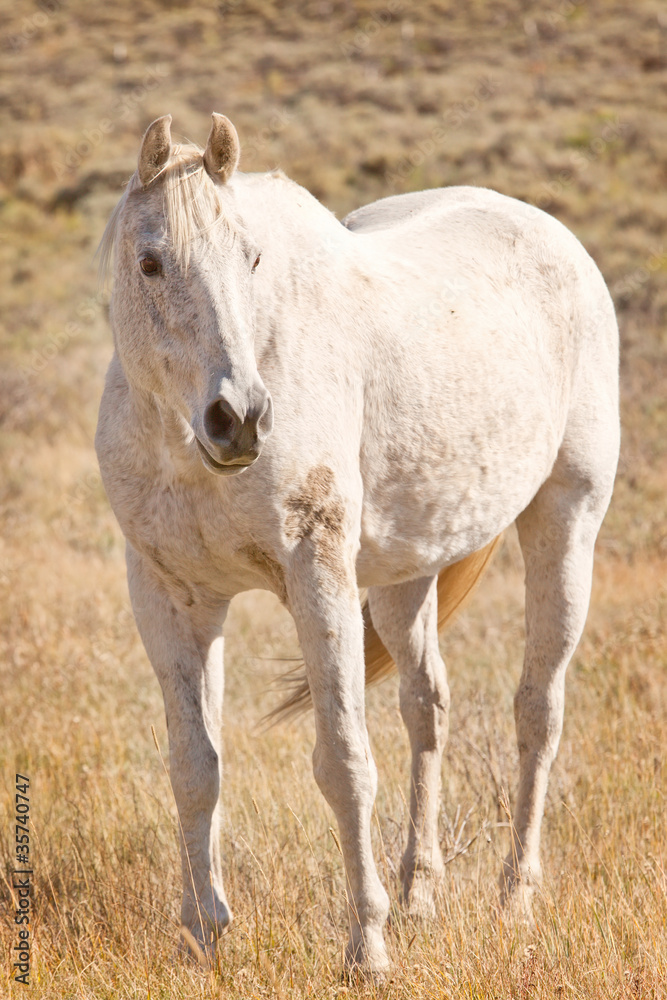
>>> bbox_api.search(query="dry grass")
[1,0,666,996]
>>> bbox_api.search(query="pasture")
[1,1,665,997]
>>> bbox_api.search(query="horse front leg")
[126,544,231,952]
[284,508,390,976]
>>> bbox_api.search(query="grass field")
[1,0,666,996]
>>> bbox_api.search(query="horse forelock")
[98,142,239,281]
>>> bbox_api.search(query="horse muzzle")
[196,388,273,476]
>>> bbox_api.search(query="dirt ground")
[0,1,665,997]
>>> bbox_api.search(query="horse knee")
[171,738,221,814]
[312,736,377,815]
[513,679,564,759]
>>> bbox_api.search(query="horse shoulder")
[95,354,139,483]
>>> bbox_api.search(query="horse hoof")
[341,962,392,987]
[402,868,440,922]
[178,899,233,967]
[497,869,538,930]
[502,887,536,929]
[343,935,391,983]
[178,925,217,968]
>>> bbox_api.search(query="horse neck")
[233,173,356,315]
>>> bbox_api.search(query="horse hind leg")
[502,436,617,918]
[368,575,449,919]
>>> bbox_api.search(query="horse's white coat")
[96,116,619,976]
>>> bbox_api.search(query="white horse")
[96,113,619,977]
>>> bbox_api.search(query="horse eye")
[252,254,261,273]
[140,255,161,275]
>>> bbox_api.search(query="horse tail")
[265,535,501,726]
[362,533,502,690]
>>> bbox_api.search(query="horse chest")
[124,478,252,604]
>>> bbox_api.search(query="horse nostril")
[257,394,273,437]
[204,398,238,444]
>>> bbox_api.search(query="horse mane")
[98,142,232,280]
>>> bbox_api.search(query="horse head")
[102,113,273,475]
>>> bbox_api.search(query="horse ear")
[138,115,172,186]
[203,113,240,183]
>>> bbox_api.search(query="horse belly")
[354,269,575,586]
[356,387,561,587]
